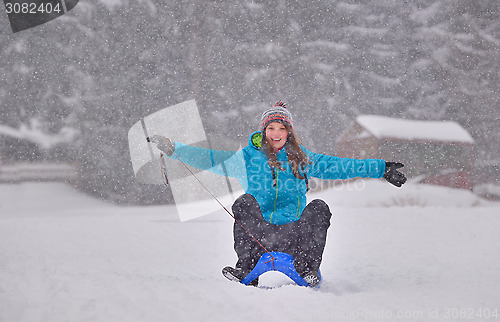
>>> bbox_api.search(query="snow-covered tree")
[1,0,498,203]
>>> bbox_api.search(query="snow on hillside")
[1,181,499,322]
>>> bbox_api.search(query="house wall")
[378,139,474,177]
[377,139,474,189]
[421,170,472,190]
[336,124,378,158]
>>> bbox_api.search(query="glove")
[148,135,175,156]
[383,162,407,187]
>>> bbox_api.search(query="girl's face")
[265,122,288,151]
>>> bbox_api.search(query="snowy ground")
[1,180,499,322]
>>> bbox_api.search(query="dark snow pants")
[232,194,332,276]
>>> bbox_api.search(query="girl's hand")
[383,162,407,187]
[148,135,175,156]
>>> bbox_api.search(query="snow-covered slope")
[1,181,499,322]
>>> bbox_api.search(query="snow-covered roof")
[355,115,474,144]
[0,121,79,149]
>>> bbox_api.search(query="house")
[336,115,475,190]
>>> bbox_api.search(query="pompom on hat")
[260,100,293,132]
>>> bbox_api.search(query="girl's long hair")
[262,123,311,179]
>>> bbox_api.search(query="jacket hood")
[249,131,263,150]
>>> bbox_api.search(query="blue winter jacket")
[170,132,386,225]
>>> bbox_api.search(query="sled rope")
[163,145,276,266]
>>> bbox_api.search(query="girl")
[150,101,406,287]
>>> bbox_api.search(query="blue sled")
[240,252,321,287]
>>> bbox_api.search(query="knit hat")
[260,100,293,132]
